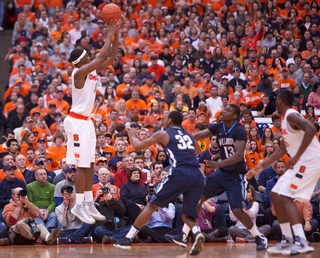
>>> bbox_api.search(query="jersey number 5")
[176,135,194,150]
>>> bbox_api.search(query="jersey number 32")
[176,135,194,150]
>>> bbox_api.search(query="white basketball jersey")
[70,68,98,116]
[281,108,320,158]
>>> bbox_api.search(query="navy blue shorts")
[203,169,248,210]
[150,166,205,219]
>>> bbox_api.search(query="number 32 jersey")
[208,122,247,174]
[165,126,199,169]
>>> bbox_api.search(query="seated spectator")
[92,168,119,201]
[120,167,148,225]
[229,185,271,242]
[55,185,94,244]
[256,95,277,117]
[270,114,282,138]
[0,163,27,222]
[54,165,76,206]
[3,187,60,245]
[93,185,132,244]
[27,168,57,230]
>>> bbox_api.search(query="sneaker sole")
[190,233,205,255]
[85,206,106,221]
[71,208,95,224]
[256,238,268,250]
[113,243,131,250]
[281,247,314,256]
[164,235,187,248]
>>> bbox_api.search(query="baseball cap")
[130,122,141,129]
[65,165,76,173]
[142,63,148,68]
[26,116,34,123]
[222,75,228,80]
[220,63,227,68]
[261,73,270,79]
[249,82,257,87]
[95,157,108,164]
[248,47,257,52]
[146,74,153,80]
[150,55,158,60]
[276,36,282,42]
[32,111,40,116]
[205,49,212,54]
[282,67,289,72]
[49,103,56,108]
[34,159,45,165]
[168,71,175,76]
[266,29,273,35]
[97,20,104,24]
[232,68,240,73]
[15,77,23,84]
[258,62,267,66]
[198,112,206,116]
[37,137,46,143]
[56,89,63,93]
[20,30,26,36]
[130,81,137,86]
[3,163,17,171]
[19,36,27,42]
[184,38,190,43]
[36,42,43,47]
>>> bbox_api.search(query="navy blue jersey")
[208,121,247,174]
[165,126,199,170]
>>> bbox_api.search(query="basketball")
[101,3,121,23]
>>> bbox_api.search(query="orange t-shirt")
[0,169,26,182]
[47,145,66,167]
[181,119,201,134]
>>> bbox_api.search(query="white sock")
[191,225,201,235]
[248,225,260,237]
[182,224,191,241]
[75,193,84,205]
[292,223,306,240]
[280,222,293,239]
[84,191,93,202]
[126,225,139,239]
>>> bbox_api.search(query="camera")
[18,189,27,197]
[99,187,110,197]
[25,217,41,238]
[104,219,115,230]
[145,181,156,201]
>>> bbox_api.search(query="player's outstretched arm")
[75,22,119,80]
[97,29,119,72]
[127,128,169,151]
[192,128,212,141]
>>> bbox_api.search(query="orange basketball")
[101,3,121,23]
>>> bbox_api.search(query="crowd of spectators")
[0,0,319,246]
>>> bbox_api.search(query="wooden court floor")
[1,242,320,258]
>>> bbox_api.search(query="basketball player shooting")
[64,22,119,224]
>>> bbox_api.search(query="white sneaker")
[281,236,314,255]
[85,201,106,221]
[267,235,292,255]
[71,204,95,224]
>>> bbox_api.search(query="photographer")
[92,168,119,201]
[55,185,94,244]
[3,187,61,245]
[93,185,132,244]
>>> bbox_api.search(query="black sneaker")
[81,236,93,244]
[190,232,205,255]
[164,232,187,248]
[255,234,268,250]
[113,237,132,250]
[102,236,115,244]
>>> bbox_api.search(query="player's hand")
[285,156,299,170]
[246,164,263,179]
[126,127,138,138]
[304,220,311,232]
[105,22,119,36]
[206,161,220,170]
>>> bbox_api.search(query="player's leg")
[227,173,267,250]
[84,163,105,221]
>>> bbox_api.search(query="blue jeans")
[0,222,7,238]
[93,225,131,243]
[59,223,93,242]
[35,211,57,230]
